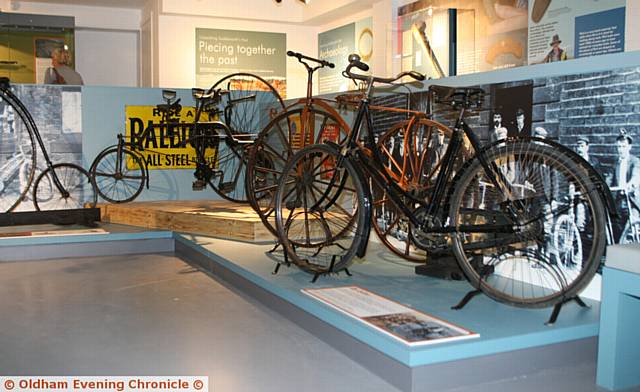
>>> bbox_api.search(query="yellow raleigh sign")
[125,105,218,169]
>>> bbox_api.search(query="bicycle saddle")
[192,88,226,101]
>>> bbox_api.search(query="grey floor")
[0,253,636,392]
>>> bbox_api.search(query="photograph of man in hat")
[606,130,640,242]
[543,34,567,63]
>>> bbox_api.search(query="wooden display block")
[97,200,274,242]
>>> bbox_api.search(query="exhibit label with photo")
[303,286,478,346]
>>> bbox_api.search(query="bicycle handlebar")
[342,53,425,85]
[287,51,335,68]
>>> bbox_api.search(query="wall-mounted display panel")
[317,17,372,94]
[195,28,286,97]
[398,0,635,78]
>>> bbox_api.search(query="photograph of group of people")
[490,84,640,249]
[372,64,639,274]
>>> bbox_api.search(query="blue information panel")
[575,7,625,58]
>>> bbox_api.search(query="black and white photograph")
[0,85,84,211]
[363,312,465,343]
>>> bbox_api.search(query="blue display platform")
[174,233,601,391]
[0,225,603,392]
[0,224,174,262]
[598,265,640,391]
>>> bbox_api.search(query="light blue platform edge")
[0,229,173,247]
[597,266,640,391]
[0,228,599,368]
[173,233,600,368]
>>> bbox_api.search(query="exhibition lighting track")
[274,0,311,4]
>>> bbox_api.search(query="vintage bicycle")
[0,78,97,212]
[90,74,284,203]
[247,51,449,263]
[245,51,351,235]
[273,54,615,309]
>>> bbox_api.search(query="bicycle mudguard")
[451,137,618,218]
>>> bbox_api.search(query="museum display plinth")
[175,234,601,392]
[597,244,640,391]
[97,200,274,242]
[1,225,602,392]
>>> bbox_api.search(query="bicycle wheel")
[552,215,583,267]
[33,163,98,210]
[449,141,606,308]
[372,117,452,262]
[91,146,146,203]
[205,135,249,203]
[274,144,368,274]
[0,89,36,212]
[211,73,285,136]
[246,107,349,236]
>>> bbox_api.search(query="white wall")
[160,0,305,23]
[7,1,140,30]
[5,1,142,86]
[156,14,319,98]
[75,28,139,87]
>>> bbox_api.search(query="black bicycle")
[90,74,284,204]
[0,78,97,212]
[273,54,615,308]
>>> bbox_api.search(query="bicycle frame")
[336,92,516,238]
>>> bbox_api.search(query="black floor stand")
[270,241,292,275]
[0,208,100,227]
[451,289,483,310]
[545,296,590,326]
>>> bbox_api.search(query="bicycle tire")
[274,143,368,274]
[449,141,606,308]
[210,73,285,136]
[204,131,250,203]
[552,215,582,267]
[0,88,37,212]
[91,145,146,203]
[372,117,453,262]
[246,106,349,236]
[33,163,98,211]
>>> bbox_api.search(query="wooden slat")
[98,200,274,242]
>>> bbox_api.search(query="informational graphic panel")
[397,1,529,76]
[528,0,626,64]
[195,28,286,95]
[124,106,216,170]
[0,85,82,212]
[303,286,478,346]
[318,17,372,94]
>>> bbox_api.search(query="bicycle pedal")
[192,180,207,191]
[219,181,235,193]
